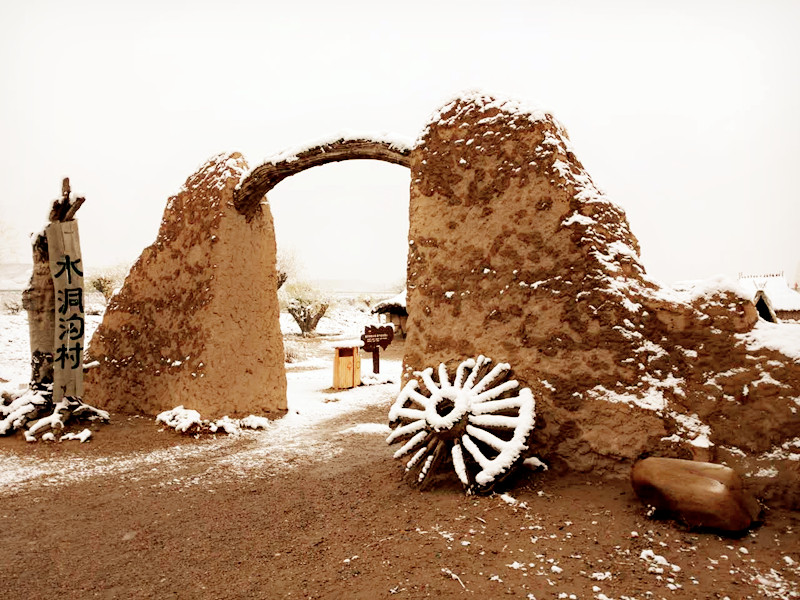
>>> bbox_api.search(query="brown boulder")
[85,152,286,418]
[631,457,760,532]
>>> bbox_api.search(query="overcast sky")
[1,0,798,288]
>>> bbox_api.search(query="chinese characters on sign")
[361,325,394,374]
[46,221,85,399]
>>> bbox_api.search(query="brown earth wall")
[85,152,286,418]
[403,95,800,506]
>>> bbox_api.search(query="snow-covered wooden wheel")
[387,355,536,494]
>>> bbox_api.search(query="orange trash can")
[332,342,362,389]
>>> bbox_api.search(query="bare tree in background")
[86,264,130,304]
[276,248,300,291]
[280,282,329,336]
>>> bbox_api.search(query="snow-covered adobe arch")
[85,136,411,420]
[83,93,799,508]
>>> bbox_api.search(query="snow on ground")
[1,293,799,598]
[0,297,401,495]
[0,360,401,495]
[339,422,391,435]
[2,293,799,501]
[0,291,105,385]
[0,313,31,386]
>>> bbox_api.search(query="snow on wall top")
[670,275,753,304]
[738,276,800,312]
[241,131,413,183]
[415,89,563,148]
[178,152,247,196]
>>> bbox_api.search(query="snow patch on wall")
[737,321,800,361]
[587,385,667,412]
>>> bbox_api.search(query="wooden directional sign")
[361,325,394,374]
[361,325,394,352]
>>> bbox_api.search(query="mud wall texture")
[85,152,286,418]
[404,93,800,506]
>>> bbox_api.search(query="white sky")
[1,0,798,288]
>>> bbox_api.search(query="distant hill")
[0,264,31,291]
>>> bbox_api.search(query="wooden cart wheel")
[387,355,536,494]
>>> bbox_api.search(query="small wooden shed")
[739,274,800,323]
[372,289,408,338]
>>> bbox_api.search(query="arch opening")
[270,160,409,291]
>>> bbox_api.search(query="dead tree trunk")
[287,301,329,336]
[21,234,56,388]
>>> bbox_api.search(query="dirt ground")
[1,337,798,599]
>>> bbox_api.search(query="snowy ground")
[1,293,799,599]
[0,293,399,493]
[0,363,399,495]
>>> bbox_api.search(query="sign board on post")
[361,325,394,374]
[45,220,84,400]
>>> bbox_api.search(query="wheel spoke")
[417,368,439,396]
[465,424,509,453]
[386,419,427,443]
[474,379,519,403]
[463,355,490,390]
[468,414,521,429]
[451,442,470,487]
[472,362,510,394]
[392,429,429,459]
[437,363,451,388]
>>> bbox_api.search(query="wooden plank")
[45,220,84,399]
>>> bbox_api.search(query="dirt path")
[1,383,798,600]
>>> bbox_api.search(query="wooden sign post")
[45,219,85,400]
[361,325,394,374]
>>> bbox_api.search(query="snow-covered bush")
[156,406,272,435]
[283,340,306,363]
[86,264,130,304]
[280,282,330,336]
[89,275,115,303]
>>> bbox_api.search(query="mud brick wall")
[85,152,286,418]
[403,94,800,506]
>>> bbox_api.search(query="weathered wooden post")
[22,178,85,389]
[2,178,107,440]
[361,325,394,374]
